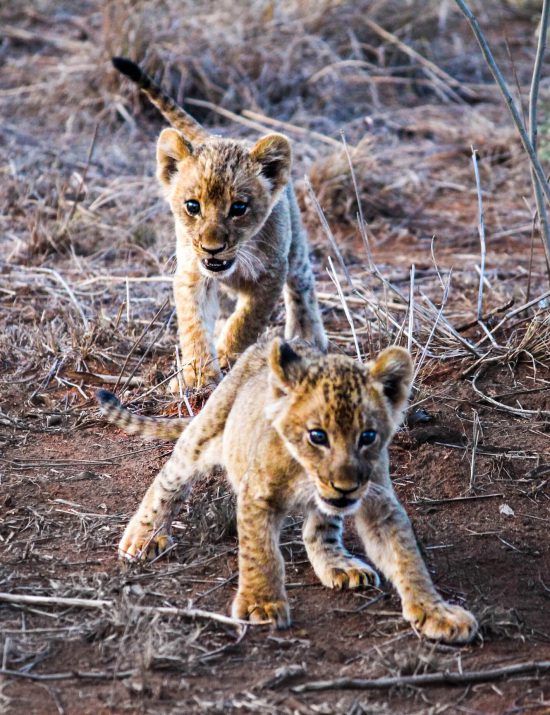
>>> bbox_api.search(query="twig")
[304,175,353,287]
[113,298,169,391]
[413,274,452,381]
[410,492,504,506]
[469,410,481,493]
[471,370,550,418]
[408,264,415,354]
[471,148,487,320]
[453,1,550,215]
[528,0,550,279]
[339,129,373,268]
[242,109,342,148]
[0,592,266,628]
[60,122,99,234]
[363,18,475,101]
[0,669,135,682]
[29,267,89,330]
[292,660,550,692]
[327,257,362,362]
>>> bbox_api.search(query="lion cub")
[98,338,477,643]
[113,58,326,387]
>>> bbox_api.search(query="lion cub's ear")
[369,347,413,423]
[268,338,306,395]
[250,133,292,194]
[156,128,193,187]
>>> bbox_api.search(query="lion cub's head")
[156,129,292,279]
[267,340,413,516]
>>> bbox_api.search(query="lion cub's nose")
[330,481,359,495]
[201,242,227,255]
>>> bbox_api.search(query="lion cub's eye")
[185,200,201,216]
[309,429,329,447]
[229,201,248,217]
[359,430,377,447]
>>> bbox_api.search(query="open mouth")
[321,496,358,510]
[201,257,235,273]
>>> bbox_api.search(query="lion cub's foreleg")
[231,481,290,628]
[173,272,222,388]
[303,510,379,590]
[355,483,478,644]
[216,274,286,369]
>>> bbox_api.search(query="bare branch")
[292,659,550,692]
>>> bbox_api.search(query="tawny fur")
[103,337,478,644]
[96,389,187,441]
[113,58,327,388]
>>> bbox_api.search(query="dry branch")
[528,0,550,276]
[471,148,487,320]
[454,0,550,268]
[292,660,550,692]
[0,592,264,627]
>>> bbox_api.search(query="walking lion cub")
[112,58,326,388]
[98,338,477,643]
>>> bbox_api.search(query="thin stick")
[292,660,550,692]
[125,277,131,324]
[32,267,89,330]
[528,0,550,280]
[472,370,550,418]
[0,592,265,628]
[113,298,169,391]
[410,492,504,506]
[242,109,341,148]
[453,1,550,228]
[471,148,486,320]
[340,130,373,268]
[0,668,135,682]
[363,18,475,100]
[327,257,362,362]
[407,264,415,354]
[60,122,99,233]
[469,410,480,493]
[304,175,353,287]
[413,274,451,381]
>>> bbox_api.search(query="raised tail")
[112,56,209,143]
[96,389,189,441]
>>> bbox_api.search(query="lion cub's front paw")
[169,365,221,394]
[325,563,380,591]
[118,519,173,562]
[215,345,236,373]
[232,593,291,629]
[404,600,478,644]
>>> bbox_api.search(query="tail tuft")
[112,56,144,84]
[96,389,120,407]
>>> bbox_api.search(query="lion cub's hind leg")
[303,510,380,590]
[119,431,222,562]
[118,456,198,562]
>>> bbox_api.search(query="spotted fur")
[110,337,477,643]
[113,58,327,388]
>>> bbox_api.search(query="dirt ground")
[1,1,550,713]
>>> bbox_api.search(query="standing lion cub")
[98,338,477,643]
[113,57,326,387]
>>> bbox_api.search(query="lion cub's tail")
[112,57,208,143]
[96,389,189,441]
